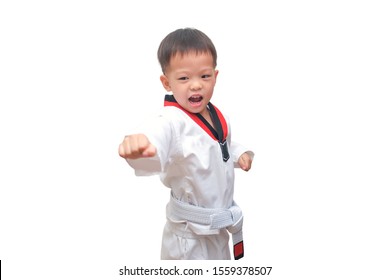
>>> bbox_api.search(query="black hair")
[157,28,217,73]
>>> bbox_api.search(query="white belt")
[167,192,244,260]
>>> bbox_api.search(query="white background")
[1,0,389,279]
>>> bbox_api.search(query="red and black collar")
[164,95,230,162]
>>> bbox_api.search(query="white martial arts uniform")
[126,95,254,260]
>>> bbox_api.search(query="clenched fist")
[118,134,157,159]
[238,152,252,171]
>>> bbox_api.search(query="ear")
[160,75,171,92]
[214,69,219,80]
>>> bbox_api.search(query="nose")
[190,79,202,91]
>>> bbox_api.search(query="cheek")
[170,83,185,93]
[206,81,216,92]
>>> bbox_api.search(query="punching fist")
[118,134,156,159]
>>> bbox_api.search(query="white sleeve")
[125,113,175,176]
[225,115,254,168]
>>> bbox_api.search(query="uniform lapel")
[164,95,230,162]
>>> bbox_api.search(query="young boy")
[118,28,254,260]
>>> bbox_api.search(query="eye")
[201,74,211,79]
[178,76,189,81]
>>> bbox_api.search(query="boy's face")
[160,51,218,119]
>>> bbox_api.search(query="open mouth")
[189,95,203,103]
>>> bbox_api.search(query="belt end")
[234,241,244,260]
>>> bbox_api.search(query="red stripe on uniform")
[212,104,228,140]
